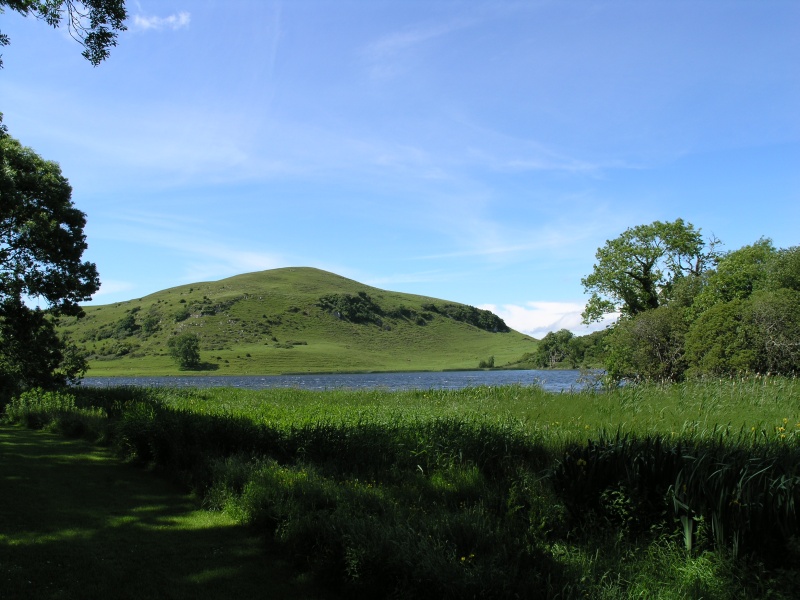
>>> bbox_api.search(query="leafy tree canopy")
[581,219,717,324]
[0,128,100,315]
[691,238,777,314]
[0,124,99,398]
[168,332,201,370]
[589,224,800,381]
[685,290,800,377]
[765,246,800,293]
[0,0,127,68]
[532,329,577,368]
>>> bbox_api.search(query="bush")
[605,306,688,381]
[685,290,800,376]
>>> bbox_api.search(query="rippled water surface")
[81,369,595,392]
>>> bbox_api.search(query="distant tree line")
[421,303,510,333]
[581,220,800,381]
[316,292,510,334]
[518,328,608,369]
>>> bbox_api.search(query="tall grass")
[4,378,800,598]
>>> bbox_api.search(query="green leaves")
[0,0,127,68]
[1,130,97,398]
[584,219,800,380]
[581,219,711,323]
[1,134,99,315]
[168,331,201,370]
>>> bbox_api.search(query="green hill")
[58,267,537,376]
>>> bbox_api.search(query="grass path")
[0,424,328,599]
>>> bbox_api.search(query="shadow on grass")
[0,424,329,599]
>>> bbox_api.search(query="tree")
[683,299,750,377]
[765,246,800,293]
[532,329,578,368]
[0,0,127,68]
[604,305,689,382]
[685,290,800,377]
[0,125,99,399]
[690,238,777,315]
[581,219,717,324]
[746,289,800,374]
[168,332,201,370]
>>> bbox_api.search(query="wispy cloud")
[102,211,286,283]
[417,239,567,261]
[415,214,616,264]
[132,11,191,32]
[455,117,630,176]
[88,279,136,301]
[480,301,618,339]
[366,270,456,288]
[363,18,471,78]
[179,247,286,284]
[366,21,465,59]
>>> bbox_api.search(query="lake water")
[80,369,595,393]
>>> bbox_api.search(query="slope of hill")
[58,267,537,376]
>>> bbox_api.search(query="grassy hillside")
[59,267,536,376]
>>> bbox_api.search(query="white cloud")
[132,11,191,32]
[479,301,618,339]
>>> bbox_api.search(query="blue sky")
[1,1,798,338]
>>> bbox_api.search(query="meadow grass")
[4,378,800,598]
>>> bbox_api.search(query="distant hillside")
[58,267,537,376]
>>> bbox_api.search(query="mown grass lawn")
[0,424,329,600]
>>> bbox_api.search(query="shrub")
[605,306,688,381]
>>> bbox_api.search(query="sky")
[1,0,798,338]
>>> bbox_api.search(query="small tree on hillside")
[168,332,200,370]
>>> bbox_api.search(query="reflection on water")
[80,369,598,393]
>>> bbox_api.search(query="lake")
[80,369,596,393]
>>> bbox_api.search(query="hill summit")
[59,267,536,376]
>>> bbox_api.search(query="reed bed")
[4,377,800,598]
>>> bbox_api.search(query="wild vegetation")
[54,267,535,376]
[582,220,800,382]
[5,378,800,598]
